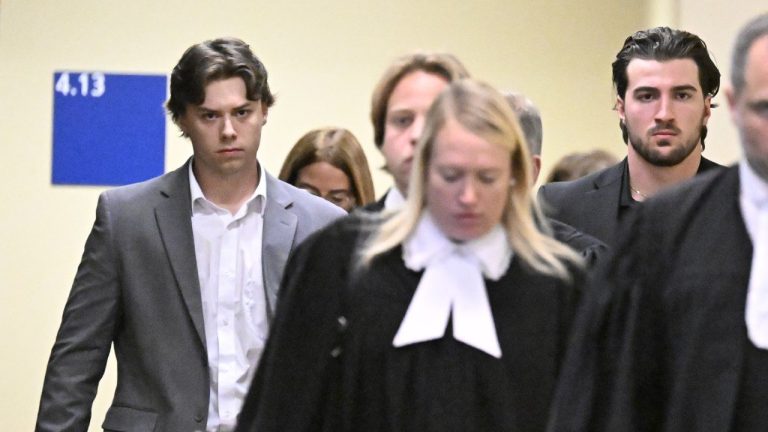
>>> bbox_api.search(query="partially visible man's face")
[381,70,449,195]
[618,58,712,167]
[729,35,768,180]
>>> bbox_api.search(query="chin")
[446,230,481,243]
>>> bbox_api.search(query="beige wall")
[0,0,661,429]
[678,0,768,166]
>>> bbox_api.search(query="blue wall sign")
[52,71,168,186]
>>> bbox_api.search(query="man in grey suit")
[36,37,345,432]
[538,27,722,247]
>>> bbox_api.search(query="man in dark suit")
[538,27,722,247]
[35,38,344,432]
[547,13,768,431]
[364,52,469,212]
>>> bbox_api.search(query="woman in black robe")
[236,79,586,432]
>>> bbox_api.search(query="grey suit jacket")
[36,159,345,432]
[537,157,722,247]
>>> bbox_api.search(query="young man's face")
[178,77,267,181]
[381,70,448,195]
[617,58,712,167]
[729,35,768,180]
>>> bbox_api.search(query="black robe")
[548,165,765,431]
[237,215,585,432]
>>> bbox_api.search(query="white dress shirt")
[189,163,269,431]
[740,160,768,349]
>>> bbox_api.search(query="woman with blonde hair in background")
[236,79,586,432]
[279,127,375,211]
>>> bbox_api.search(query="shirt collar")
[188,159,268,216]
[740,159,768,210]
[403,211,512,280]
[383,187,406,211]
[619,159,640,209]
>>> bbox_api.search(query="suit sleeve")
[537,184,554,213]
[538,182,570,222]
[36,192,121,432]
[236,219,355,432]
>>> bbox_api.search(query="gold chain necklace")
[630,184,648,199]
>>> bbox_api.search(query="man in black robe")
[548,13,768,431]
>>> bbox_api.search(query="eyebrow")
[747,99,768,109]
[295,182,320,193]
[196,102,254,113]
[633,85,699,93]
[387,108,414,115]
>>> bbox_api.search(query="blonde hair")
[361,79,581,280]
[279,127,376,206]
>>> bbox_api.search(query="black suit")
[548,165,759,431]
[537,157,722,247]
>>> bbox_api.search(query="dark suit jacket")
[537,157,722,247]
[548,165,754,431]
[36,160,345,432]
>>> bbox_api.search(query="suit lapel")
[262,173,298,319]
[154,160,207,349]
[585,162,625,243]
[698,156,723,173]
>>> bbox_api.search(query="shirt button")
[337,316,348,331]
[194,412,204,422]
[223,319,229,326]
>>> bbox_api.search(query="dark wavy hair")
[166,37,275,122]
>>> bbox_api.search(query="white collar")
[383,187,406,211]
[740,160,768,349]
[740,160,768,212]
[393,211,512,358]
[188,159,267,216]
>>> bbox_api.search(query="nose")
[459,179,478,205]
[221,115,237,140]
[409,116,425,146]
[655,95,675,123]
